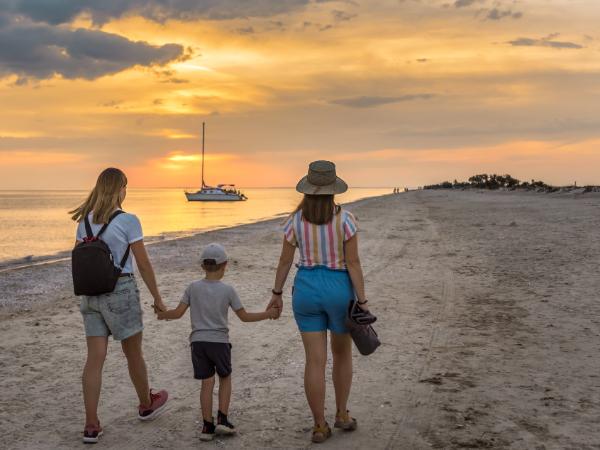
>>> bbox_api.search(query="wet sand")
[1,190,599,449]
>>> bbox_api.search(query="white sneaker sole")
[215,424,236,435]
[137,402,168,421]
[199,433,215,441]
[82,430,103,444]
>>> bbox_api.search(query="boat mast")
[201,122,205,188]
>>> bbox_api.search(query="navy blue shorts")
[191,341,232,380]
[292,266,354,334]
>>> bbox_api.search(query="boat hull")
[185,192,246,202]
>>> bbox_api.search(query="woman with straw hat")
[267,160,370,443]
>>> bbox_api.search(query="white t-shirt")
[76,210,143,274]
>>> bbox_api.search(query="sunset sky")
[1,0,599,189]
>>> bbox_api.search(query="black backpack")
[72,210,131,296]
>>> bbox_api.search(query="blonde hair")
[70,168,127,224]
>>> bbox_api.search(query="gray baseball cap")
[201,243,228,264]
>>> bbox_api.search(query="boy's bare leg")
[218,375,232,415]
[201,376,216,422]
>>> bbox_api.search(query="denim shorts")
[292,266,354,334]
[80,277,143,341]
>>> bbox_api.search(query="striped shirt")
[283,209,358,270]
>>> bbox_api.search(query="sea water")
[0,188,390,268]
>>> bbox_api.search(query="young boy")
[157,243,277,441]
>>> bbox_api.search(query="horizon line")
[0,186,399,191]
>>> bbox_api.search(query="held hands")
[266,307,279,319]
[266,293,283,320]
[152,295,166,314]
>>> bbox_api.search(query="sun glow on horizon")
[1,0,599,188]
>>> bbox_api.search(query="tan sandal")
[311,422,332,443]
[334,410,357,431]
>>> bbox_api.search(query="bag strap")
[118,245,131,271]
[83,215,93,239]
[103,210,130,271]
[96,210,125,238]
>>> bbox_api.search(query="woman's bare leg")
[301,331,328,426]
[330,332,353,415]
[121,332,151,407]
[82,336,108,425]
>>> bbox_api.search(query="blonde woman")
[267,161,369,443]
[70,168,168,444]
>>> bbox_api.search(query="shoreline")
[0,191,385,273]
[0,193,392,311]
[0,214,291,274]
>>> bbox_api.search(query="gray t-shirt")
[76,210,143,274]
[181,279,243,343]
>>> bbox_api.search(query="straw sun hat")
[295,160,348,195]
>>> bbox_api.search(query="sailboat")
[185,122,247,202]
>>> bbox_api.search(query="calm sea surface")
[0,188,389,267]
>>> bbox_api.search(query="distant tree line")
[424,174,599,192]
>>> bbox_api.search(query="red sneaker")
[138,389,168,421]
[82,422,103,444]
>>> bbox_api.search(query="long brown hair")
[69,168,127,224]
[293,194,341,225]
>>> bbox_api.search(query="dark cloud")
[454,0,477,8]
[298,9,357,33]
[330,94,434,108]
[486,8,522,20]
[509,35,583,50]
[0,17,184,80]
[4,0,311,25]
[100,100,123,108]
[268,20,286,31]
[161,77,189,84]
[236,26,255,35]
[316,0,358,4]
[331,10,356,22]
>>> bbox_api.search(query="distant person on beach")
[70,168,168,444]
[157,243,277,441]
[266,160,370,443]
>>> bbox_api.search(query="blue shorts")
[292,266,354,334]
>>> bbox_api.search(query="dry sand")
[1,191,599,449]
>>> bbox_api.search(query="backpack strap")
[96,210,125,238]
[118,245,131,271]
[93,210,131,271]
[83,215,94,239]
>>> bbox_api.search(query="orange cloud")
[0,151,85,166]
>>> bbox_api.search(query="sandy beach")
[1,190,599,449]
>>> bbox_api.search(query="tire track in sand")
[385,191,457,449]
